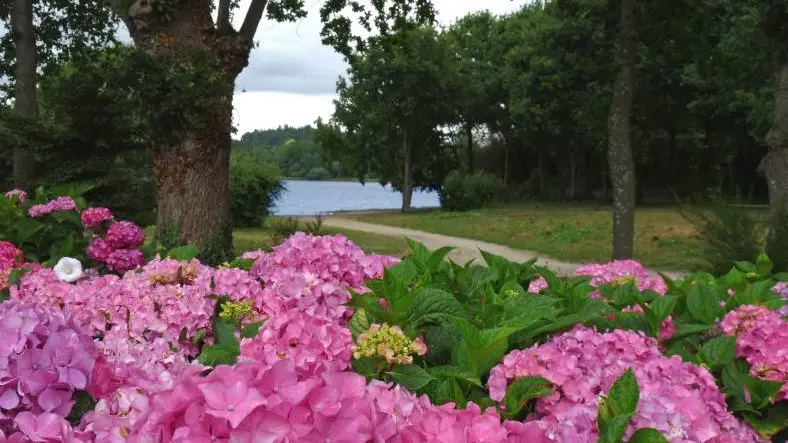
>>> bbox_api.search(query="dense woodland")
[1,0,787,261]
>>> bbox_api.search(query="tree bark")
[125,0,257,263]
[401,129,413,213]
[569,149,576,200]
[466,123,474,174]
[11,0,37,190]
[762,60,788,248]
[607,0,638,259]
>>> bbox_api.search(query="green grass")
[348,203,712,270]
[144,224,409,258]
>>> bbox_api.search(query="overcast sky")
[198,0,521,135]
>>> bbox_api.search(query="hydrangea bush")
[0,193,786,442]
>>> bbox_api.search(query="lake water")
[272,180,440,216]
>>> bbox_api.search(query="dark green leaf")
[503,376,553,419]
[240,320,265,339]
[166,244,200,261]
[389,364,435,391]
[627,428,670,443]
[407,288,465,327]
[699,336,737,369]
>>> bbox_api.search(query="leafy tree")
[443,11,499,173]
[0,0,118,188]
[320,24,456,212]
[106,0,435,264]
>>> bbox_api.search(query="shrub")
[305,166,331,181]
[440,169,505,211]
[680,199,765,274]
[229,158,284,228]
[1,194,787,441]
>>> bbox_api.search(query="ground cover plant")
[0,188,786,442]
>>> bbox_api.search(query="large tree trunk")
[607,0,638,260]
[402,129,413,213]
[466,123,475,174]
[126,0,257,264]
[762,60,788,253]
[11,0,37,190]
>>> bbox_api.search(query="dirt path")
[324,217,685,279]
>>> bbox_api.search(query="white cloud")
[232,0,522,133]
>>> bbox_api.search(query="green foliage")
[306,167,331,181]
[2,46,157,221]
[0,185,91,265]
[229,151,283,228]
[440,170,506,211]
[0,0,118,101]
[344,240,786,439]
[197,296,264,367]
[680,199,764,274]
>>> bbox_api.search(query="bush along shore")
[0,188,786,442]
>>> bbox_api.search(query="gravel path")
[323,217,685,279]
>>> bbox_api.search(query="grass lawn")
[348,203,717,270]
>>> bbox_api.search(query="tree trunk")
[11,0,37,190]
[466,123,475,174]
[607,0,638,260]
[569,149,577,200]
[537,150,546,197]
[401,129,413,213]
[762,60,788,249]
[502,133,511,185]
[126,0,257,263]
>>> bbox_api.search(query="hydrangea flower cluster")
[80,207,114,228]
[106,358,515,442]
[773,281,788,317]
[575,259,668,295]
[248,233,399,291]
[239,309,353,377]
[86,220,145,273]
[721,305,788,401]
[28,196,78,218]
[0,301,99,440]
[352,323,428,365]
[487,326,763,442]
[0,241,39,293]
[4,189,26,204]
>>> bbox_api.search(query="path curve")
[323,217,685,279]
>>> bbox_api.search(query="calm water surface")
[272,180,440,216]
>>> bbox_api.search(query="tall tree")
[320,24,455,212]
[1,0,118,188]
[110,0,434,263]
[10,0,36,189]
[607,0,638,259]
[761,1,788,255]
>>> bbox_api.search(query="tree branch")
[217,0,232,32]
[240,0,268,41]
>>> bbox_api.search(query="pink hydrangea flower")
[28,196,77,218]
[4,189,26,204]
[576,259,667,296]
[86,238,113,263]
[105,249,144,274]
[0,241,23,271]
[488,326,761,442]
[721,305,788,401]
[0,301,98,436]
[80,207,114,228]
[104,221,145,249]
[528,277,548,294]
